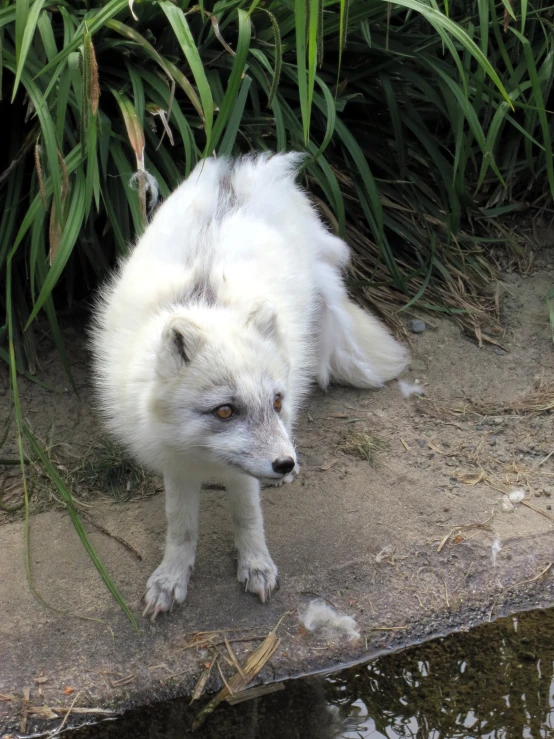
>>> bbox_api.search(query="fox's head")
[150,301,298,482]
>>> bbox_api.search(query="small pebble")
[493,347,506,356]
[409,319,426,333]
[547,505,552,511]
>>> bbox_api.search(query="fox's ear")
[246,300,280,341]
[157,317,205,377]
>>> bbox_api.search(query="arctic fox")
[91,153,408,619]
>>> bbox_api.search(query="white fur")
[508,489,526,503]
[299,600,360,640]
[90,153,408,617]
[491,538,502,566]
[398,380,425,398]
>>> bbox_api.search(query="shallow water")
[69,607,554,739]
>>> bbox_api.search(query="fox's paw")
[237,554,279,603]
[143,560,192,621]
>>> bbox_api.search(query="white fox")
[90,153,408,619]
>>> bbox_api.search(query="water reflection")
[326,609,554,739]
[69,608,554,739]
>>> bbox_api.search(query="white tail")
[318,296,409,389]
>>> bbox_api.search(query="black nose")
[272,456,295,475]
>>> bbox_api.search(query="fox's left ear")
[246,300,280,341]
[157,316,205,378]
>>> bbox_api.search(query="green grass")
[80,439,152,501]
[1,0,553,624]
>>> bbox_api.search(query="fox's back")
[97,153,346,352]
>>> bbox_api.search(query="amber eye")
[273,394,283,412]
[215,405,234,420]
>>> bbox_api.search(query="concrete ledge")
[1,271,554,735]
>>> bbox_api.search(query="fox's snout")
[272,456,296,475]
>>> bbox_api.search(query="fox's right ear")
[157,317,205,377]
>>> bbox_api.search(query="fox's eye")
[215,405,234,420]
[273,394,283,412]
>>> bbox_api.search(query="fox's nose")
[272,456,295,475]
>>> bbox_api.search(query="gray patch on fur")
[175,163,243,307]
[214,163,240,223]
[188,277,217,306]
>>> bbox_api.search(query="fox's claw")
[237,555,279,603]
[143,560,191,619]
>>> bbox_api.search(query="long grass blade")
[159,0,214,148]
[12,0,46,101]
[23,427,139,630]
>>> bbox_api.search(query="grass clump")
[80,440,152,501]
[338,429,388,466]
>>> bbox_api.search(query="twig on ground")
[512,562,552,588]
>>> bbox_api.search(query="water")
[69,607,554,739]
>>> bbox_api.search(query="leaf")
[112,88,145,169]
[295,0,309,143]
[307,0,319,117]
[105,20,176,120]
[218,75,253,156]
[159,1,214,147]
[390,0,512,106]
[208,9,251,154]
[36,0,129,78]
[3,49,64,228]
[112,88,148,220]
[13,0,46,101]
[256,9,282,108]
[26,168,87,327]
[49,150,69,264]
[164,58,204,122]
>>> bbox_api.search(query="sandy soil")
[1,261,553,736]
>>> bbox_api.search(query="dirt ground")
[1,260,553,736]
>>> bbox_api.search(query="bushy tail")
[318,296,409,389]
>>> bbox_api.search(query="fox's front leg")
[225,473,278,603]
[143,470,200,620]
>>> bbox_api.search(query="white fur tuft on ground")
[508,489,526,503]
[501,489,526,512]
[398,380,425,398]
[299,600,360,641]
[491,538,502,566]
